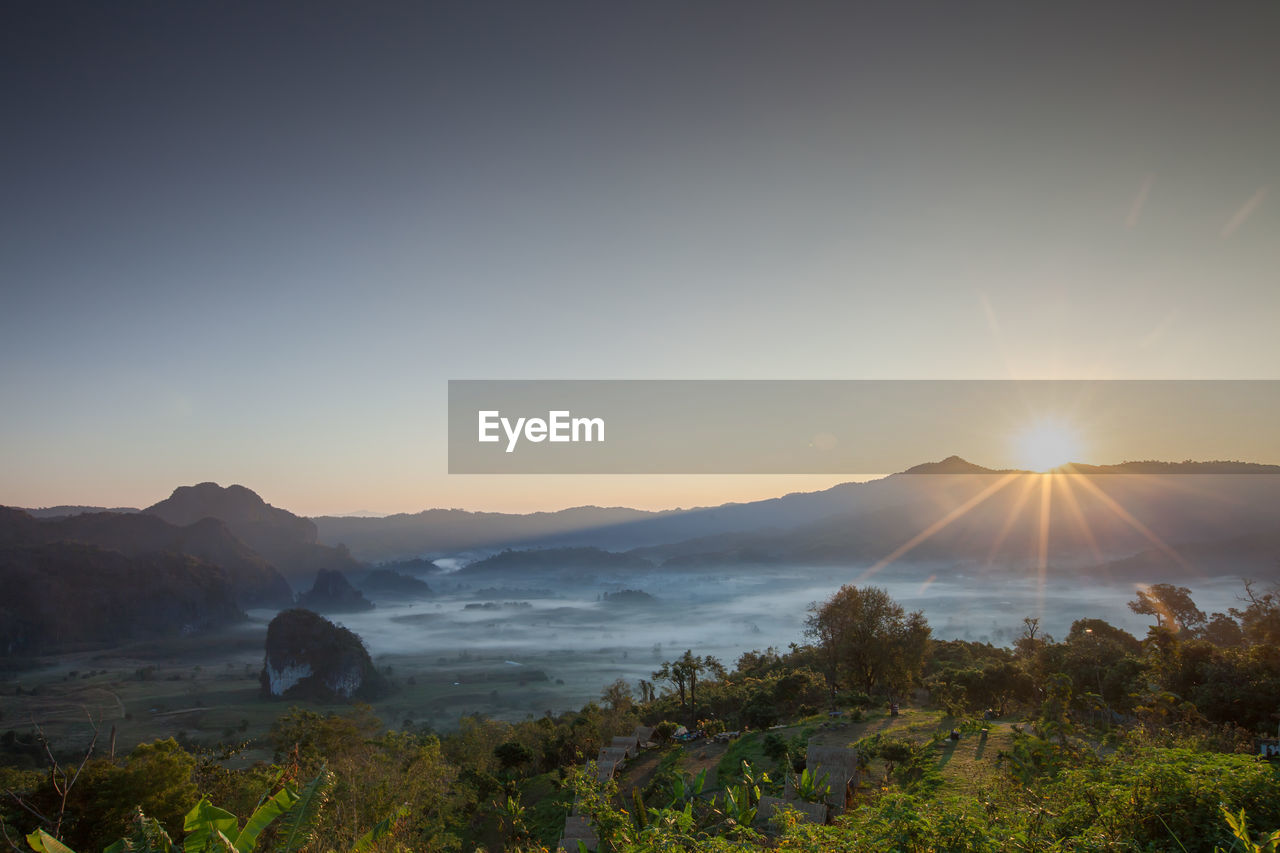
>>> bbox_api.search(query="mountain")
[21,505,141,518]
[359,569,434,599]
[0,506,292,608]
[147,483,362,586]
[313,458,1280,582]
[297,569,375,613]
[313,506,670,561]
[0,538,243,656]
[631,460,1280,575]
[314,458,1280,578]
[311,484,893,560]
[901,455,1016,475]
[458,547,655,576]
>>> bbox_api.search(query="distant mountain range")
[0,506,292,607]
[1,483,364,654]
[309,459,1280,581]
[7,458,1279,656]
[0,508,249,655]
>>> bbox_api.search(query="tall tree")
[1128,584,1206,633]
[1229,577,1280,646]
[804,585,931,698]
[653,660,687,714]
[656,651,724,725]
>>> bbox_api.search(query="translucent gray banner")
[447,380,1280,474]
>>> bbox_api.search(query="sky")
[2,2,1278,515]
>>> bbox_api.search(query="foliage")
[22,769,404,853]
[8,580,1280,853]
[805,585,931,698]
[1129,583,1206,633]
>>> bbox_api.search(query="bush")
[1045,747,1280,851]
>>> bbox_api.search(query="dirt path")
[613,748,664,798]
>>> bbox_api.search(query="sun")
[1014,420,1082,472]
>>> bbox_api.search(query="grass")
[519,771,573,848]
[713,723,818,792]
[804,706,1017,796]
[0,630,627,760]
[715,732,773,782]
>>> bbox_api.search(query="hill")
[147,482,363,586]
[459,547,654,577]
[0,506,292,607]
[0,540,243,655]
[260,608,385,701]
[629,460,1280,574]
[314,459,1280,576]
[359,569,434,599]
[296,569,375,613]
[20,505,141,518]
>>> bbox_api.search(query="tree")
[600,679,634,712]
[976,660,1035,716]
[652,661,687,714]
[655,651,724,726]
[1230,578,1280,646]
[804,586,931,698]
[1201,612,1245,647]
[493,741,534,774]
[1129,584,1206,633]
[1015,616,1052,662]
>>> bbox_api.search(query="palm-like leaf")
[277,769,333,853]
[233,785,302,852]
[104,810,176,853]
[350,804,409,853]
[183,799,239,853]
[26,830,77,853]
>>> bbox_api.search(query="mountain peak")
[148,482,294,527]
[900,456,1004,475]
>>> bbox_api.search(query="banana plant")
[720,784,757,828]
[27,769,403,853]
[666,767,707,808]
[792,767,831,804]
[1216,806,1280,853]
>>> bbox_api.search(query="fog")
[280,563,1255,723]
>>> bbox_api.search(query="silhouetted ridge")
[1061,460,1280,474]
[0,506,291,608]
[0,535,243,655]
[147,483,361,584]
[460,547,654,575]
[297,569,375,613]
[359,569,434,598]
[900,456,1008,475]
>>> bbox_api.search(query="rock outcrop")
[358,569,433,599]
[297,569,375,613]
[259,608,384,701]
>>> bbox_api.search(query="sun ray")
[983,473,1039,568]
[857,472,1021,583]
[1035,472,1053,622]
[1068,474,1196,575]
[1053,473,1104,566]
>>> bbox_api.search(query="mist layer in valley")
[302,561,1255,727]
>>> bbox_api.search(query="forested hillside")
[2,582,1277,852]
